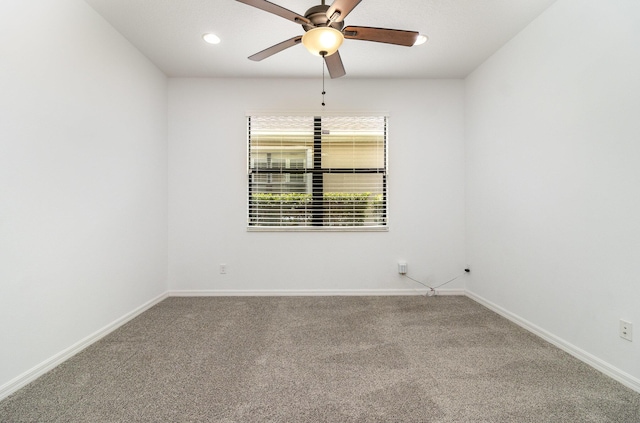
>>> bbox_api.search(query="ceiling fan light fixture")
[302,27,344,57]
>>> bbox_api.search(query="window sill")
[247,226,389,233]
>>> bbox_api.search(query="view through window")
[247,115,388,230]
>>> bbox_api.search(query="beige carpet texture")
[1,296,639,422]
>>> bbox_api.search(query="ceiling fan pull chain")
[321,53,326,106]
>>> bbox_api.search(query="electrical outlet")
[619,320,632,342]
[398,262,407,275]
[220,264,227,275]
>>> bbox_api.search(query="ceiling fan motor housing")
[303,4,344,31]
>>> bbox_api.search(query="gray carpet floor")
[1,296,639,422]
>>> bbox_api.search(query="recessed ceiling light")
[202,33,221,45]
[414,34,428,46]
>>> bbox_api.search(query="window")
[247,115,388,230]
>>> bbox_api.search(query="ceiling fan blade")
[324,51,346,79]
[343,26,419,46]
[249,36,302,61]
[236,0,311,25]
[326,0,362,23]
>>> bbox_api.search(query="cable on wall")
[402,272,467,297]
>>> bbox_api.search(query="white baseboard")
[465,290,640,394]
[168,289,466,297]
[433,289,466,296]
[0,292,168,401]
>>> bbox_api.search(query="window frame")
[246,114,389,232]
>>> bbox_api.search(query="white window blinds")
[247,115,388,230]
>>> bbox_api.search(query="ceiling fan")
[236,0,420,78]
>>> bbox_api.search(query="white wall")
[0,0,168,391]
[168,78,466,293]
[465,0,640,385]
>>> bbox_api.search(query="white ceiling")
[84,0,557,79]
